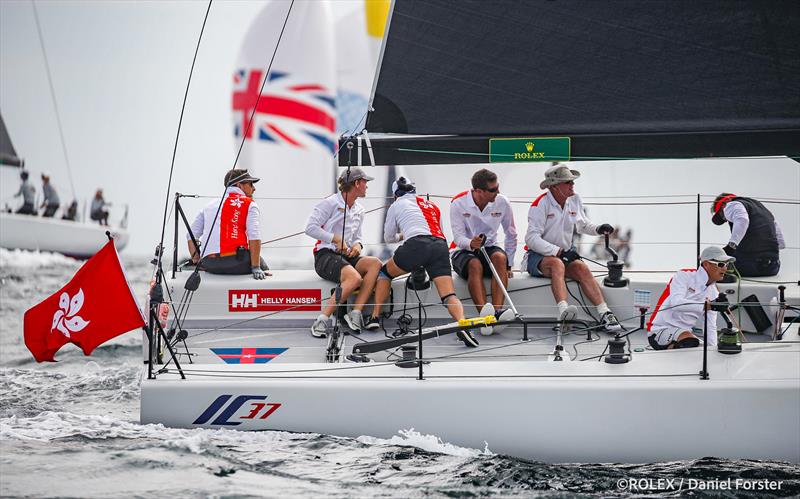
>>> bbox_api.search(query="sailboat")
[140,1,799,463]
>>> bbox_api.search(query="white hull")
[0,211,128,257]
[141,268,800,463]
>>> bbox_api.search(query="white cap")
[392,176,415,196]
[700,246,736,263]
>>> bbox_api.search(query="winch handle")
[604,233,619,263]
[778,285,786,304]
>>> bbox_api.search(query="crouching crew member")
[647,246,735,350]
[522,164,622,331]
[449,168,517,334]
[711,193,785,277]
[187,169,268,279]
[374,177,479,348]
[305,167,382,337]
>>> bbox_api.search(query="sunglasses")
[482,186,499,193]
[709,260,729,269]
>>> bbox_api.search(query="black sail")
[346,0,800,165]
[0,112,23,168]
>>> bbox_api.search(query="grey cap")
[540,164,580,189]
[337,167,374,183]
[224,169,260,186]
[700,246,736,263]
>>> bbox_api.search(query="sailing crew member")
[187,169,268,279]
[711,193,785,277]
[374,177,479,348]
[522,164,622,331]
[90,189,110,225]
[449,168,517,334]
[646,246,734,349]
[40,172,60,218]
[306,167,382,337]
[14,170,36,215]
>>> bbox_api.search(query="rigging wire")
[31,0,76,199]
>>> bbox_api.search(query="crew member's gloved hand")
[709,293,730,312]
[252,267,267,280]
[723,243,736,256]
[597,223,614,235]
[560,248,581,265]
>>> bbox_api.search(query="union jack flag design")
[232,69,336,151]
[211,347,288,364]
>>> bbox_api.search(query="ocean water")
[1,249,798,498]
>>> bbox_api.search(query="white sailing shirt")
[188,186,261,256]
[524,191,597,256]
[647,266,719,346]
[384,194,445,243]
[304,192,365,253]
[449,190,518,266]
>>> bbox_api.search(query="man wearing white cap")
[374,176,480,348]
[306,167,382,337]
[646,246,735,349]
[523,164,622,330]
[187,169,268,279]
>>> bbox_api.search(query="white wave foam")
[0,248,78,269]
[357,428,494,458]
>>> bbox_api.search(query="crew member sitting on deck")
[647,246,735,350]
[711,193,785,277]
[90,189,110,225]
[187,169,268,279]
[306,167,382,337]
[40,172,60,218]
[521,164,622,331]
[449,168,517,335]
[373,177,480,348]
[14,170,36,215]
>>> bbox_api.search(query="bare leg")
[322,265,362,317]
[565,260,604,306]
[489,251,509,310]
[538,256,567,304]
[466,258,487,313]
[353,256,381,312]
[432,275,465,321]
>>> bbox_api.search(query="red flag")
[24,240,145,362]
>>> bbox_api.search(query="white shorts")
[648,327,687,348]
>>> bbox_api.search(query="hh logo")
[193,395,282,426]
[229,289,322,312]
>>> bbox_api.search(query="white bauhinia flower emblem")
[51,289,90,338]
[229,197,244,208]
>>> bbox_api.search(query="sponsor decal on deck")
[228,289,322,312]
[193,394,282,426]
[211,347,288,364]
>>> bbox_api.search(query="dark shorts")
[394,235,452,279]
[314,248,362,283]
[525,246,574,277]
[451,246,507,279]
[732,256,780,278]
[200,249,268,275]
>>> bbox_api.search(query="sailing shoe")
[310,314,331,338]
[479,303,495,336]
[559,305,578,322]
[493,308,515,333]
[362,314,381,331]
[600,311,623,333]
[457,329,480,348]
[344,310,364,332]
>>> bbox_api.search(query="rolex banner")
[23,240,145,362]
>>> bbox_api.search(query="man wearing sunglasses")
[187,169,269,279]
[711,193,785,277]
[646,246,735,350]
[449,169,518,335]
[522,164,622,331]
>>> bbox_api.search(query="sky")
[1,0,798,273]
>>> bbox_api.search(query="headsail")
[345,0,800,165]
[0,112,23,167]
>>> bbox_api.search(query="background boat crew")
[646,246,734,350]
[522,164,622,331]
[90,188,110,225]
[39,172,60,218]
[449,168,517,333]
[187,169,268,279]
[374,176,479,348]
[305,167,382,337]
[711,192,785,277]
[14,170,36,215]
[61,200,78,221]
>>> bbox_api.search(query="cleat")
[344,310,364,332]
[600,311,623,333]
[362,314,380,331]
[310,314,330,338]
[457,329,480,348]
[494,308,515,333]
[559,305,578,322]
[479,303,495,336]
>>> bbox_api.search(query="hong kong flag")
[24,239,145,362]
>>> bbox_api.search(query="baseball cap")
[700,246,736,263]
[337,167,374,184]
